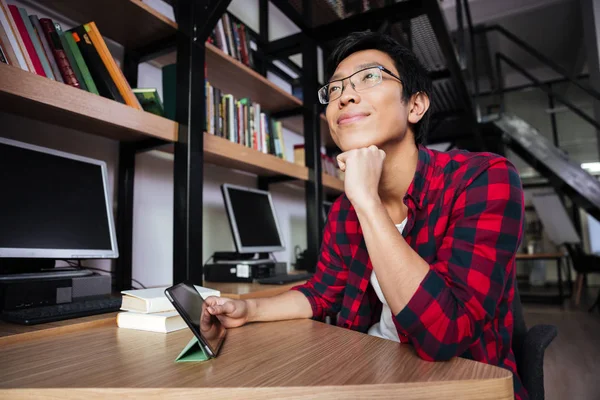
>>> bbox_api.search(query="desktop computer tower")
[204,262,276,282]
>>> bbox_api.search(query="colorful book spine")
[56,22,88,91]
[69,26,123,103]
[7,5,44,76]
[84,22,141,110]
[17,8,54,79]
[30,15,62,83]
[0,15,18,66]
[39,18,79,88]
[0,0,30,71]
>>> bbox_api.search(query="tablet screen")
[168,283,226,355]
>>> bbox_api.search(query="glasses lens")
[352,67,383,91]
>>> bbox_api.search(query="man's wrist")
[352,195,383,217]
[246,298,258,323]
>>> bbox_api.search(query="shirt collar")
[404,145,434,210]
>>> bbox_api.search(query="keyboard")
[1,297,122,325]
[257,272,313,285]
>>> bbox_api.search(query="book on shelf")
[7,4,44,76]
[0,0,30,71]
[208,12,255,70]
[69,25,124,103]
[133,88,164,116]
[39,18,79,88]
[56,22,93,92]
[116,310,186,333]
[1,2,144,111]
[121,286,220,314]
[29,15,62,83]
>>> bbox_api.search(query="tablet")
[164,282,227,358]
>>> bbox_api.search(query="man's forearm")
[247,290,313,323]
[354,200,430,315]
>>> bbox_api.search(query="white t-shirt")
[367,218,407,342]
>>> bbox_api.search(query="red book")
[8,5,45,76]
[39,18,79,88]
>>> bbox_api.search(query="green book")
[55,22,87,92]
[162,64,176,121]
[56,23,99,95]
[132,88,164,116]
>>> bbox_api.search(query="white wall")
[3,0,313,288]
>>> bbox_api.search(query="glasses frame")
[318,65,403,104]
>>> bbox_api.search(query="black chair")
[512,283,558,400]
[564,243,600,310]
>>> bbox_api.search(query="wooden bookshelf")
[162,133,344,194]
[41,0,177,49]
[323,173,344,194]
[154,43,303,113]
[0,64,177,142]
[281,114,335,147]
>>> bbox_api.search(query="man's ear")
[408,92,430,124]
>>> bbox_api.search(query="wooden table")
[0,314,514,399]
[515,252,572,304]
[204,279,303,299]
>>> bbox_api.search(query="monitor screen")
[0,138,118,259]
[221,184,285,254]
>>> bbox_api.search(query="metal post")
[302,35,322,272]
[455,0,464,68]
[259,0,269,76]
[173,0,205,285]
[463,0,480,121]
[548,84,560,147]
[495,53,505,114]
[115,143,135,291]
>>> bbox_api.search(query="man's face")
[325,49,409,152]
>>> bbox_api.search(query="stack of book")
[0,0,141,110]
[208,12,255,69]
[206,82,287,159]
[117,286,220,333]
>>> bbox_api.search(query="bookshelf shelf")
[162,133,344,194]
[41,0,177,49]
[0,64,178,142]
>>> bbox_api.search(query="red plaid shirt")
[292,145,527,400]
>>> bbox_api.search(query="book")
[18,8,54,79]
[7,4,44,76]
[0,19,16,65]
[84,22,142,110]
[29,15,63,83]
[132,88,164,116]
[69,26,122,102]
[121,286,220,314]
[39,18,79,88]
[0,0,30,71]
[116,310,186,333]
[56,22,90,92]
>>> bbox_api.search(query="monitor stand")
[212,251,271,264]
[0,259,93,282]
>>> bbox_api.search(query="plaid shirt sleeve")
[393,158,524,361]
[291,203,347,320]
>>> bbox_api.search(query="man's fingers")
[208,301,235,315]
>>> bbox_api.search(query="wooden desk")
[0,315,513,399]
[515,252,572,304]
[204,280,303,299]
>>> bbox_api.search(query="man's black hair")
[325,31,433,144]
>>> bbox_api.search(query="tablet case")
[175,336,210,362]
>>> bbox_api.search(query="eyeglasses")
[318,65,403,104]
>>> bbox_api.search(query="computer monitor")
[0,137,119,260]
[221,183,285,254]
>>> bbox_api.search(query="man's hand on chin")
[336,145,385,212]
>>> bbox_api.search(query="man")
[205,31,527,400]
